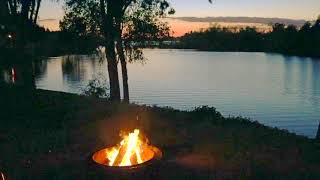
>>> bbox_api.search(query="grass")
[0,86,320,179]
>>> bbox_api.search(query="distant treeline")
[0,24,99,57]
[177,18,320,57]
[29,31,99,56]
[0,0,98,58]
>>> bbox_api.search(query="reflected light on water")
[11,68,16,83]
[1,49,319,138]
[34,50,320,138]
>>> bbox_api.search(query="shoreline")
[1,86,320,179]
[147,47,320,59]
[1,46,320,60]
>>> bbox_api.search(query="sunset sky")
[38,0,320,36]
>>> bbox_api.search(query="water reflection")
[1,50,320,138]
[1,68,15,84]
[33,59,47,78]
[62,55,86,83]
[0,60,35,89]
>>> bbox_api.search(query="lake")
[4,49,320,138]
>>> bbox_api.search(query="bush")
[82,74,109,98]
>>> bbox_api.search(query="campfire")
[92,129,162,168]
[1,171,5,180]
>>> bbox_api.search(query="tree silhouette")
[4,0,42,22]
[61,0,173,102]
[0,0,46,50]
[179,16,320,57]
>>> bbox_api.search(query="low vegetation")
[1,86,320,179]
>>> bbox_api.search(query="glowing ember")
[103,129,154,167]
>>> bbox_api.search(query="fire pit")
[88,129,163,179]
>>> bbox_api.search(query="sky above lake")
[38,0,320,35]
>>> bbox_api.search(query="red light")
[11,68,16,83]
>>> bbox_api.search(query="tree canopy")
[60,0,174,41]
[60,0,176,101]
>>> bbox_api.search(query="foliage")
[82,74,109,98]
[179,17,320,57]
[60,0,173,42]
[1,87,320,179]
[60,0,102,36]
[125,46,147,63]
[60,0,175,101]
[1,0,42,23]
[122,0,173,42]
[0,0,53,53]
[192,106,223,120]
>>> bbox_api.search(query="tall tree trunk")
[100,0,121,101]
[33,0,41,23]
[5,0,17,16]
[113,1,130,103]
[6,0,13,15]
[29,0,36,21]
[18,0,32,49]
[106,40,121,101]
[12,0,17,15]
[116,41,129,103]
[21,0,32,20]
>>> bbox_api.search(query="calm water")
[8,49,320,138]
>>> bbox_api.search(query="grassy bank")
[1,86,320,179]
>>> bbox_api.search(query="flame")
[106,147,119,166]
[93,129,156,167]
[1,172,5,180]
[106,129,145,166]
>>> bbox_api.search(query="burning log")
[105,129,146,167]
[130,151,138,165]
[95,129,157,167]
[112,144,128,166]
[90,129,163,179]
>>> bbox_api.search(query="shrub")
[82,74,109,98]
